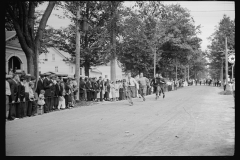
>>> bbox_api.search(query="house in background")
[94,60,124,80]
[38,47,84,77]
[6,30,28,74]
[5,30,125,79]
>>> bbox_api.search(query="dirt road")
[6,85,235,156]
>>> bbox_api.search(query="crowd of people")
[7,69,227,121]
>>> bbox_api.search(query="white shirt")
[126,77,138,87]
[6,80,11,96]
[24,82,30,93]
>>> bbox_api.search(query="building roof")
[91,68,102,74]
[52,47,71,59]
[6,31,16,41]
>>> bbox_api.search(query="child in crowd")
[37,90,45,114]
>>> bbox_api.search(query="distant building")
[94,60,125,80]
[39,47,84,77]
[5,31,125,79]
[6,31,27,74]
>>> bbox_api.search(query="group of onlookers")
[6,69,208,121]
[5,71,79,121]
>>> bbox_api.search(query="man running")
[126,72,138,106]
[151,73,166,99]
[137,72,149,101]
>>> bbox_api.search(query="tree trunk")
[110,2,117,82]
[84,62,90,77]
[26,54,34,76]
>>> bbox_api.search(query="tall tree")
[207,15,235,79]
[6,1,56,90]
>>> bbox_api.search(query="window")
[71,66,73,73]
[52,54,55,61]
[55,66,58,72]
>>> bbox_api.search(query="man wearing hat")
[36,74,45,97]
[17,75,26,118]
[49,74,56,111]
[43,73,52,113]
[9,73,20,120]
[85,77,92,101]
[97,76,104,102]
[54,76,60,110]
[6,74,11,119]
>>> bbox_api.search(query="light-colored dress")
[110,83,116,99]
[37,94,45,106]
[115,83,119,98]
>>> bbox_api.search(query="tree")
[6,1,56,90]
[207,15,235,79]
[46,1,114,76]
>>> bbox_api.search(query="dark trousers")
[54,96,59,109]
[24,93,29,117]
[27,100,36,116]
[64,95,69,108]
[8,102,17,120]
[224,85,226,91]
[6,95,10,118]
[50,96,54,111]
[104,92,109,100]
[100,90,103,101]
[119,89,123,100]
[17,96,25,118]
[87,91,92,101]
[45,96,51,113]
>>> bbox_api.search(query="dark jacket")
[36,78,44,96]
[43,78,51,97]
[10,79,19,102]
[18,83,25,100]
[50,80,56,97]
[97,80,104,90]
[85,81,91,92]
[79,80,86,93]
[54,83,60,97]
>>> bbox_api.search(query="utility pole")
[225,37,228,86]
[75,5,81,102]
[154,47,156,78]
[220,57,223,87]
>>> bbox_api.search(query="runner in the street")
[151,73,166,100]
[137,72,149,101]
[158,73,166,99]
[126,72,138,106]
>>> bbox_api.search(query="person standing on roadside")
[43,73,52,113]
[9,74,20,120]
[137,72,149,101]
[6,75,11,119]
[126,72,138,106]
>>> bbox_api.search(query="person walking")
[126,72,138,106]
[137,72,149,101]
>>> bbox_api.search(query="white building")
[39,47,84,77]
[6,31,28,73]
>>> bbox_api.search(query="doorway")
[8,56,21,73]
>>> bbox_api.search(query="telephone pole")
[225,37,228,86]
[75,5,81,101]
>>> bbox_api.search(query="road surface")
[6,85,235,156]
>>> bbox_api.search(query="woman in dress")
[115,80,119,101]
[110,81,116,101]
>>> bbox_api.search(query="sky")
[37,1,235,51]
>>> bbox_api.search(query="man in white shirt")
[126,72,138,106]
